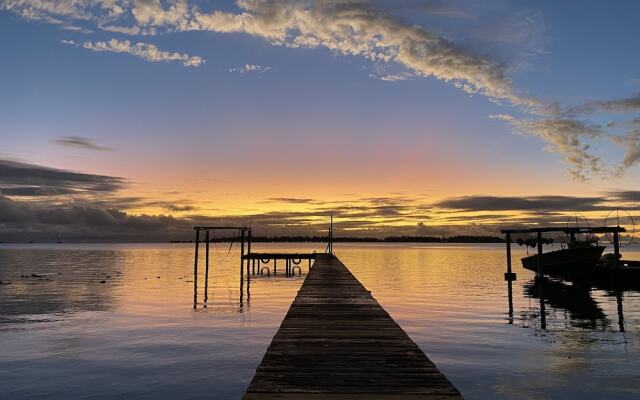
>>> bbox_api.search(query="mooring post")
[246,228,252,288]
[613,230,620,268]
[240,229,245,303]
[193,229,200,309]
[539,281,547,330]
[536,232,544,280]
[247,228,252,275]
[616,290,625,332]
[504,232,516,280]
[507,279,514,325]
[204,230,210,307]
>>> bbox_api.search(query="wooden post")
[536,232,544,280]
[193,229,200,309]
[247,228,251,281]
[613,231,620,268]
[507,279,513,325]
[539,281,546,330]
[504,233,516,280]
[240,229,245,303]
[616,290,625,332]
[204,230,210,307]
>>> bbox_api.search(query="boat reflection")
[510,276,632,332]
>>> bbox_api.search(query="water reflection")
[1,243,639,400]
[515,276,635,332]
[0,249,120,324]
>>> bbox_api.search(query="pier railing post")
[204,230,210,307]
[240,229,245,303]
[536,232,544,280]
[613,230,620,268]
[193,229,200,309]
[504,233,516,280]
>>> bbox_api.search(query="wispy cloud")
[52,136,112,151]
[0,159,124,195]
[229,64,272,74]
[4,0,640,179]
[64,38,205,67]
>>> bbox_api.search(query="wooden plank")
[243,254,463,399]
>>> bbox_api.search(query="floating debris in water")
[99,280,106,284]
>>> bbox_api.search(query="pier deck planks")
[243,254,463,399]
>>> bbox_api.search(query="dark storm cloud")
[0,187,77,196]
[0,196,190,242]
[0,159,124,194]
[434,195,609,212]
[606,191,640,202]
[52,136,112,151]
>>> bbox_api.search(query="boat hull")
[521,246,606,276]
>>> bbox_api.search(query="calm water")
[1,243,639,399]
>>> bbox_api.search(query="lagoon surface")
[1,242,640,399]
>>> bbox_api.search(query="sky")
[1,0,640,241]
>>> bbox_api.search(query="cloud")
[266,197,316,204]
[434,195,609,212]
[607,190,640,202]
[52,136,112,151]
[70,38,205,67]
[4,0,640,179]
[493,114,605,181]
[566,94,640,115]
[0,159,124,195]
[229,63,272,73]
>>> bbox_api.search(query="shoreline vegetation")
[169,235,505,244]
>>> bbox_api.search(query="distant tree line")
[170,235,504,243]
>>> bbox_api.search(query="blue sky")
[1,0,640,239]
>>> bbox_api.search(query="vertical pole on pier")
[536,232,544,280]
[240,229,245,304]
[616,290,625,332]
[507,279,514,325]
[613,230,620,268]
[204,230,210,307]
[504,233,516,280]
[246,228,252,299]
[193,229,200,310]
[539,281,546,330]
[536,232,544,279]
[329,214,333,254]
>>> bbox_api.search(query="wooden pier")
[243,254,462,399]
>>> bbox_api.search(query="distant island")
[170,235,504,244]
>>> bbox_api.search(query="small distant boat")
[521,241,606,276]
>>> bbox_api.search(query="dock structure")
[244,252,317,277]
[243,254,462,399]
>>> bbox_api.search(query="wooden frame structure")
[193,226,251,309]
[500,226,626,281]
